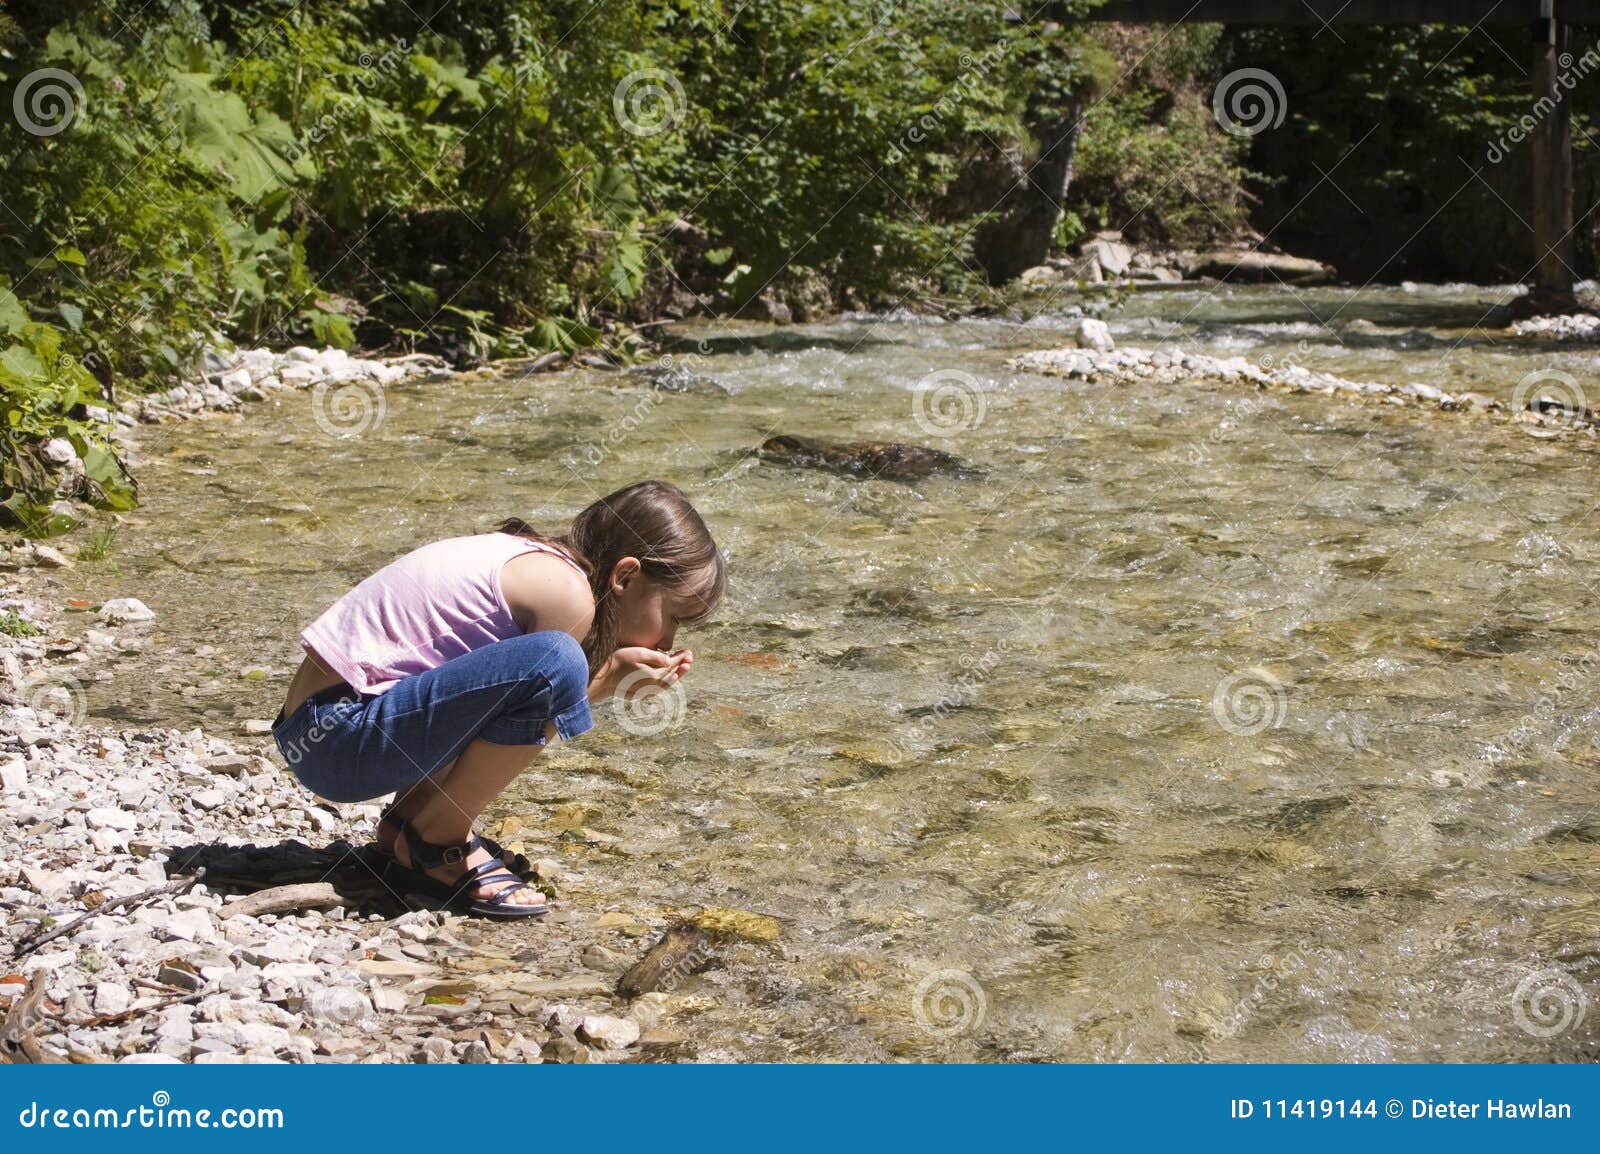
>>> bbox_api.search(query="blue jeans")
[271,630,594,804]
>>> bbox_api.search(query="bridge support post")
[1525,5,1580,314]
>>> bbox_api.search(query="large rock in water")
[1081,235,1134,277]
[1069,317,1114,352]
[757,434,973,482]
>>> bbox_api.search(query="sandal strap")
[470,878,543,909]
[396,817,483,871]
[451,861,543,907]
[462,858,521,884]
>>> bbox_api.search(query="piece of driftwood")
[217,881,347,921]
[0,972,65,1064]
[10,868,204,959]
[63,990,202,1030]
[616,924,714,999]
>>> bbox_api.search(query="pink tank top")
[300,531,588,694]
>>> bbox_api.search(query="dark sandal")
[384,817,548,919]
[377,802,534,879]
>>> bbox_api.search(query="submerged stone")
[757,434,973,481]
[690,907,782,944]
[631,363,730,395]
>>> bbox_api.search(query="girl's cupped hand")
[591,646,693,703]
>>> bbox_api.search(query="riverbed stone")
[1070,317,1114,353]
[86,806,138,831]
[40,438,78,466]
[757,434,974,482]
[578,1014,640,1049]
[93,981,132,1015]
[161,908,218,943]
[1004,345,1558,433]
[691,907,781,943]
[1081,236,1134,277]
[97,598,154,624]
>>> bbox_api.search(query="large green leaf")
[168,72,308,202]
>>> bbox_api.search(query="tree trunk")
[975,101,1084,284]
[1523,8,1580,315]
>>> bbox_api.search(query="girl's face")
[609,559,706,651]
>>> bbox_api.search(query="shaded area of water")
[65,285,1600,1061]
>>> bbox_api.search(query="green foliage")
[1072,24,1253,245]
[0,284,137,531]
[0,610,40,637]
[79,521,118,561]
[2,2,1065,376]
[635,1,1044,302]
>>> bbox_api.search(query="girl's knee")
[527,630,588,703]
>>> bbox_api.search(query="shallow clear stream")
[63,285,1600,1061]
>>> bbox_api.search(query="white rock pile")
[112,347,450,427]
[1510,313,1600,342]
[1008,345,1596,436]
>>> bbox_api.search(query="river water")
[66,284,1600,1061]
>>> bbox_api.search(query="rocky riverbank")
[1012,230,1336,292]
[0,549,756,1064]
[113,346,452,429]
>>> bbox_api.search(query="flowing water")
[63,284,1600,1061]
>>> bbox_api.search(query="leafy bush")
[1071,23,1254,245]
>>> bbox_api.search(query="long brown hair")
[493,480,725,675]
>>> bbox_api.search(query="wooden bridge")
[1051,1,1595,308]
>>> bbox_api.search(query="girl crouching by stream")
[271,479,724,919]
